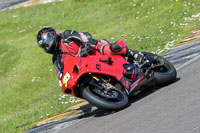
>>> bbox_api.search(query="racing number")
[63,72,70,88]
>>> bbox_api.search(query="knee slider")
[110,43,122,53]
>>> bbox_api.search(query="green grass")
[0,0,199,132]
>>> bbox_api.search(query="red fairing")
[60,50,145,97]
[61,51,129,96]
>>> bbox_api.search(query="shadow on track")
[81,77,181,118]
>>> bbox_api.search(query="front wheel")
[82,85,128,111]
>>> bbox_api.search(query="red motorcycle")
[60,39,177,110]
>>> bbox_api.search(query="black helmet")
[37,27,59,54]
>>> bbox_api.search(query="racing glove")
[79,43,92,57]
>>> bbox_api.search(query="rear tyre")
[143,52,177,86]
[82,86,128,111]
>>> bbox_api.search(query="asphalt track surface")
[0,0,28,10]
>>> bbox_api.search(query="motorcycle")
[60,39,177,110]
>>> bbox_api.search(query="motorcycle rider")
[37,27,144,80]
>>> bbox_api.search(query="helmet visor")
[43,33,54,50]
[41,33,54,51]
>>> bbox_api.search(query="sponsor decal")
[63,72,70,88]
[96,64,101,71]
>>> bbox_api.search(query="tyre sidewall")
[142,52,177,86]
[82,87,128,111]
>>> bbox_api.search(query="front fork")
[89,76,116,91]
[87,75,123,99]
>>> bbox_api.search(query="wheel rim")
[90,87,125,102]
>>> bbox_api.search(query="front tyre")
[82,86,128,111]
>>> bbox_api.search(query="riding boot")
[126,48,144,64]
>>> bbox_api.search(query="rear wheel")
[143,52,177,86]
[82,80,128,111]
